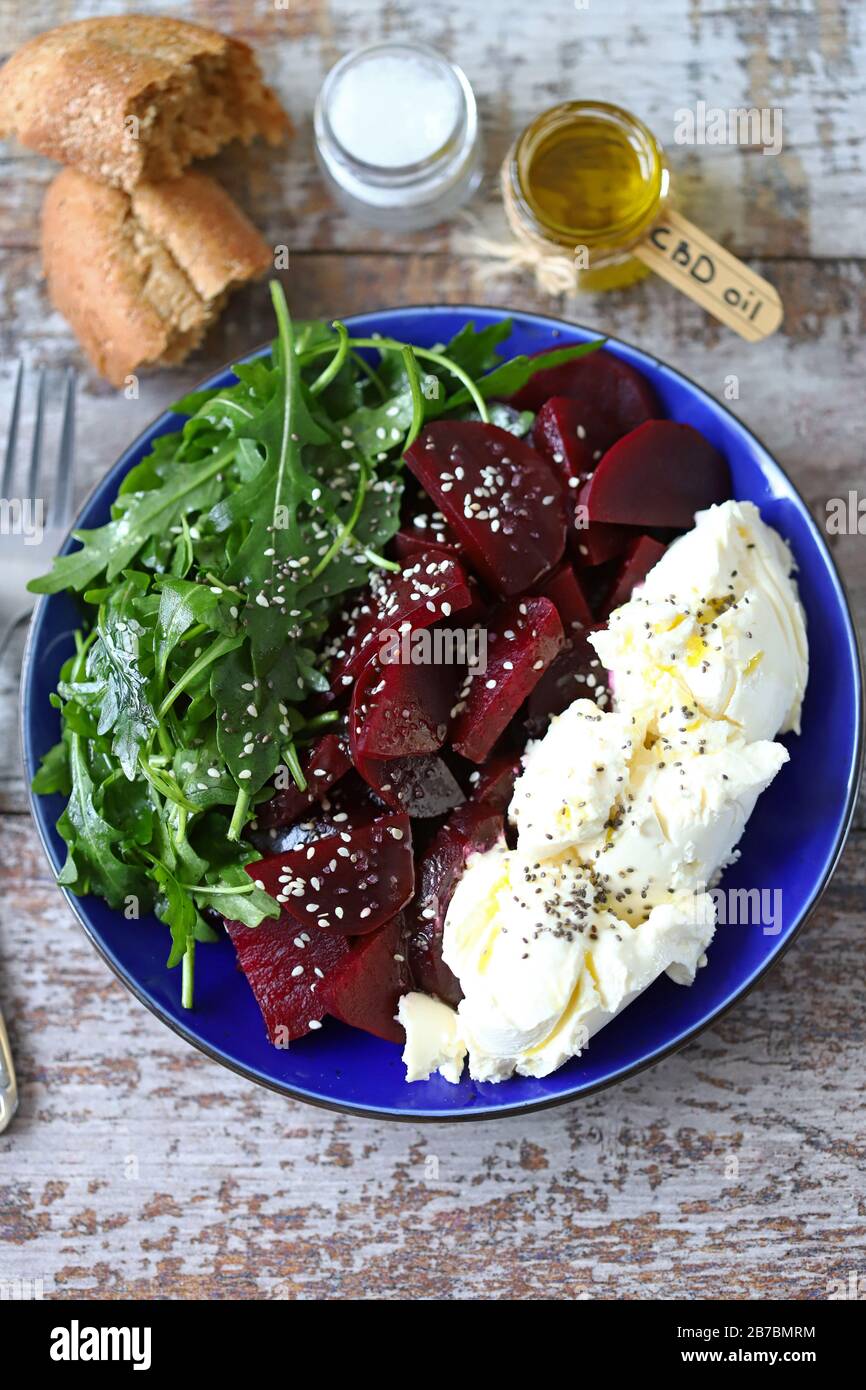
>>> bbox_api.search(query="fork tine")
[1,360,23,497]
[26,366,46,503]
[51,367,77,530]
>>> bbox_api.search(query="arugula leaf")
[147,855,199,1004]
[442,319,513,377]
[32,740,71,797]
[189,862,279,929]
[444,337,606,410]
[341,388,415,457]
[87,607,157,780]
[155,577,234,682]
[211,643,292,798]
[57,729,144,908]
[28,443,237,595]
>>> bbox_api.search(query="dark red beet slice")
[532,396,622,482]
[350,653,459,762]
[571,519,634,568]
[406,832,466,1006]
[404,422,567,597]
[363,753,466,818]
[599,535,667,617]
[451,597,564,763]
[450,577,490,627]
[580,421,731,529]
[320,911,411,1043]
[255,732,352,831]
[532,404,636,566]
[225,913,349,1043]
[579,559,623,619]
[392,514,458,563]
[464,750,522,814]
[328,549,473,691]
[508,347,661,430]
[534,562,593,633]
[249,773,385,857]
[407,758,519,1006]
[525,624,608,735]
[244,814,414,936]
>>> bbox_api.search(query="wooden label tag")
[634,209,783,342]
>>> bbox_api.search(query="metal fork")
[0,361,77,1134]
[0,362,77,659]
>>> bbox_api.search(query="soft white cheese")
[509,699,641,860]
[590,500,808,744]
[567,729,789,922]
[443,846,606,1076]
[442,851,715,1081]
[397,992,466,1084]
[516,893,717,1079]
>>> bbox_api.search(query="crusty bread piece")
[0,15,289,191]
[42,166,273,387]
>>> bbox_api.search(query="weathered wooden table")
[0,0,863,1301]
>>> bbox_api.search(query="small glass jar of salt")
[314,42,481,231]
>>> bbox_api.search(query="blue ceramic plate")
[21,306,863,1120]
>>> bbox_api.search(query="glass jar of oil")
[502,101,670,292]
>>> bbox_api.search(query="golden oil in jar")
[502,101,670,292]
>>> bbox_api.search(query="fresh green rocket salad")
[30,283,600,1007]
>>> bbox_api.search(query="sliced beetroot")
[350,652,458,762]
[464,749,522,815]
[407,760,518,1006]
[320,911,411,1044]
[406,832,466,1007]
[250,773,386,856]
[392,513,458,563]
[532,396,622,483]
[571,519,634,568]
[225,913,349,1043]
[405,422,566,597]
[599,535,668,617]
[365,753,466,818]
[251,766,391,859]
[508,346,661,431]
[525,625,608,734]
[580,421,731,529]
[451,597,564,763]
[328,549,473,692]
[255,732,352,831]
[578,559,623,619]
[450,577,490,628]
[244,813,414,936]
[532,406,636,563]
[534,562,593,634]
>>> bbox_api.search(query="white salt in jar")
[314,41,482,231]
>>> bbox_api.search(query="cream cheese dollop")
[441,846,715,1082]
[397,992,466,1083]
[590,499,808,743]
[509,699,641,860]
[559,723,789,922]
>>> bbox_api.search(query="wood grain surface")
[0,0,863,1301]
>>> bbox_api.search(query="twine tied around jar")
[454,162,579,296]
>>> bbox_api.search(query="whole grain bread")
[0,14,289,190]
[42,166,273,386]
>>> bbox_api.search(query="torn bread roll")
[0,14,289,191]
[42,167,273,387]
